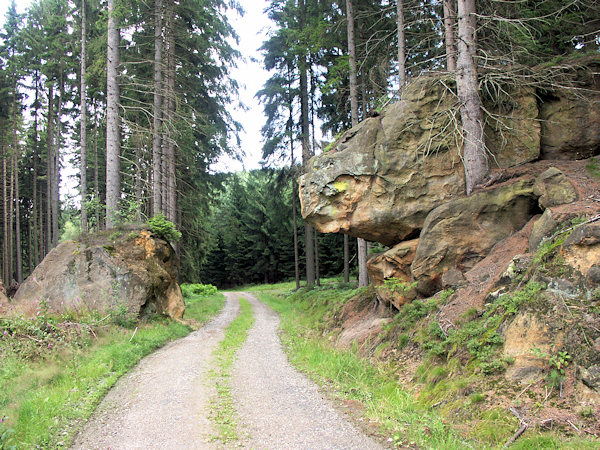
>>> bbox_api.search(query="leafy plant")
[531,347,571,396]
[147,214,182,242]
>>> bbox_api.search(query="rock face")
[0,279,8,313]
[12,229,185,319]
[300,71,600,247]
[411,178,540,294]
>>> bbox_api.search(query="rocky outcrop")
[12,229,185,319]
[299,77,543,246]
[300,68,600,247]
[410,178,540,294]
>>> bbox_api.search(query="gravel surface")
[232,292,383,450]
[72,291,382,449]
[71,295,239,449]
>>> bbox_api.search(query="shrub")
[147,214,182,242]
[181,283,218,297]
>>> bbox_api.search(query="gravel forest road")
[72,292,382,449]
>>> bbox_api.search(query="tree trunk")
[152,0,164,217]
[343,234,349,283]
[53,73,64,249]
[443,0,457,72]
[106,0,121,228]
[346,0,369,287]
[314,230,320,287]
[13,67,21,283]
[46,84,54,252]
[32,74,39,266]
[93,100,100,230]
[396,0,406,87]
[456,0,487,195]
[80,0,88,233]
[165,1,176,223]
[2,152,8,283]
[299,0,315,288]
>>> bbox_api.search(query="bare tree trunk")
[52,73,64,249]
[8,148,14,282]
[346,0,369,287]
[106,0,121,228]
[13,72,21,283]
[299,0,315,288]
[93,100,100,230]
[456,0,487,195]
[287,89,301,291]
[2,152,8,283]
[314,231,320,286]
[443,0,457,72]
[343,234,349,283]
[32,75,39,266]
[396,0,406,87]
[80,0,88,232]
[46,84,54,252]
[165,1,176,223]
[152,0,164,217]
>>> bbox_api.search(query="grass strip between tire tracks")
[209,296,254,444]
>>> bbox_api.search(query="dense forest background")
[0,0,598,289]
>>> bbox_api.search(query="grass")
[0,288,224,449]
[209,296,254,443]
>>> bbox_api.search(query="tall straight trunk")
[344,234,349,283]
[52,73,64,249]
[314,231,320,286]
[2,153,7,283]
[456,0,487,194]
[93,100,100,230]
[396,0,406,87]
[443,0,457,72]
[152,0,164,217]
[27,218,32,275]
[134,112,143,222]
[287,68,300,291]
[106,0,121,228]
[8,148,14,282]
[346,0,369,287]
[32,75,39,266]
[46,84,54,252]
[80,0,88,232]
[12,69,21,283]
[299,0,315,288]
[165,1,176,223]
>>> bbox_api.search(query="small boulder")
[411,178,539,295]
[562,222,600,279]
[12,229,185,320]
[533,167,578,209]
[578,365,600,392]
[367,239,419,309]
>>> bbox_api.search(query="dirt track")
[72,292,382,449]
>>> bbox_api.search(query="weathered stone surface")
[540,88,600,160]
[562,222,600,278]
[12,229,185,319]
[441,268,467,289]
[579,365,600,391]
[367,239,418,308]
[300,77,540,246]
[533,167,578,209]
[0,279,8,314]
[504,313,563,382]
[411,179,539,294]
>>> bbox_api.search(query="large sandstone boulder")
[411,178,539,294]
[12,229,185,319]
[300,77,542,246]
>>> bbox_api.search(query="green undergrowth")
[0,288,224,449]
[259,286,468,449]
[209,297,254,444]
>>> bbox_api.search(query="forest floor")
[71,292,383,449]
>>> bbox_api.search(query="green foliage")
[586,157,600,180]
[181,283,218,297]
[531,347,572,391]
[382,278,416,296]
[147,214,182,243]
